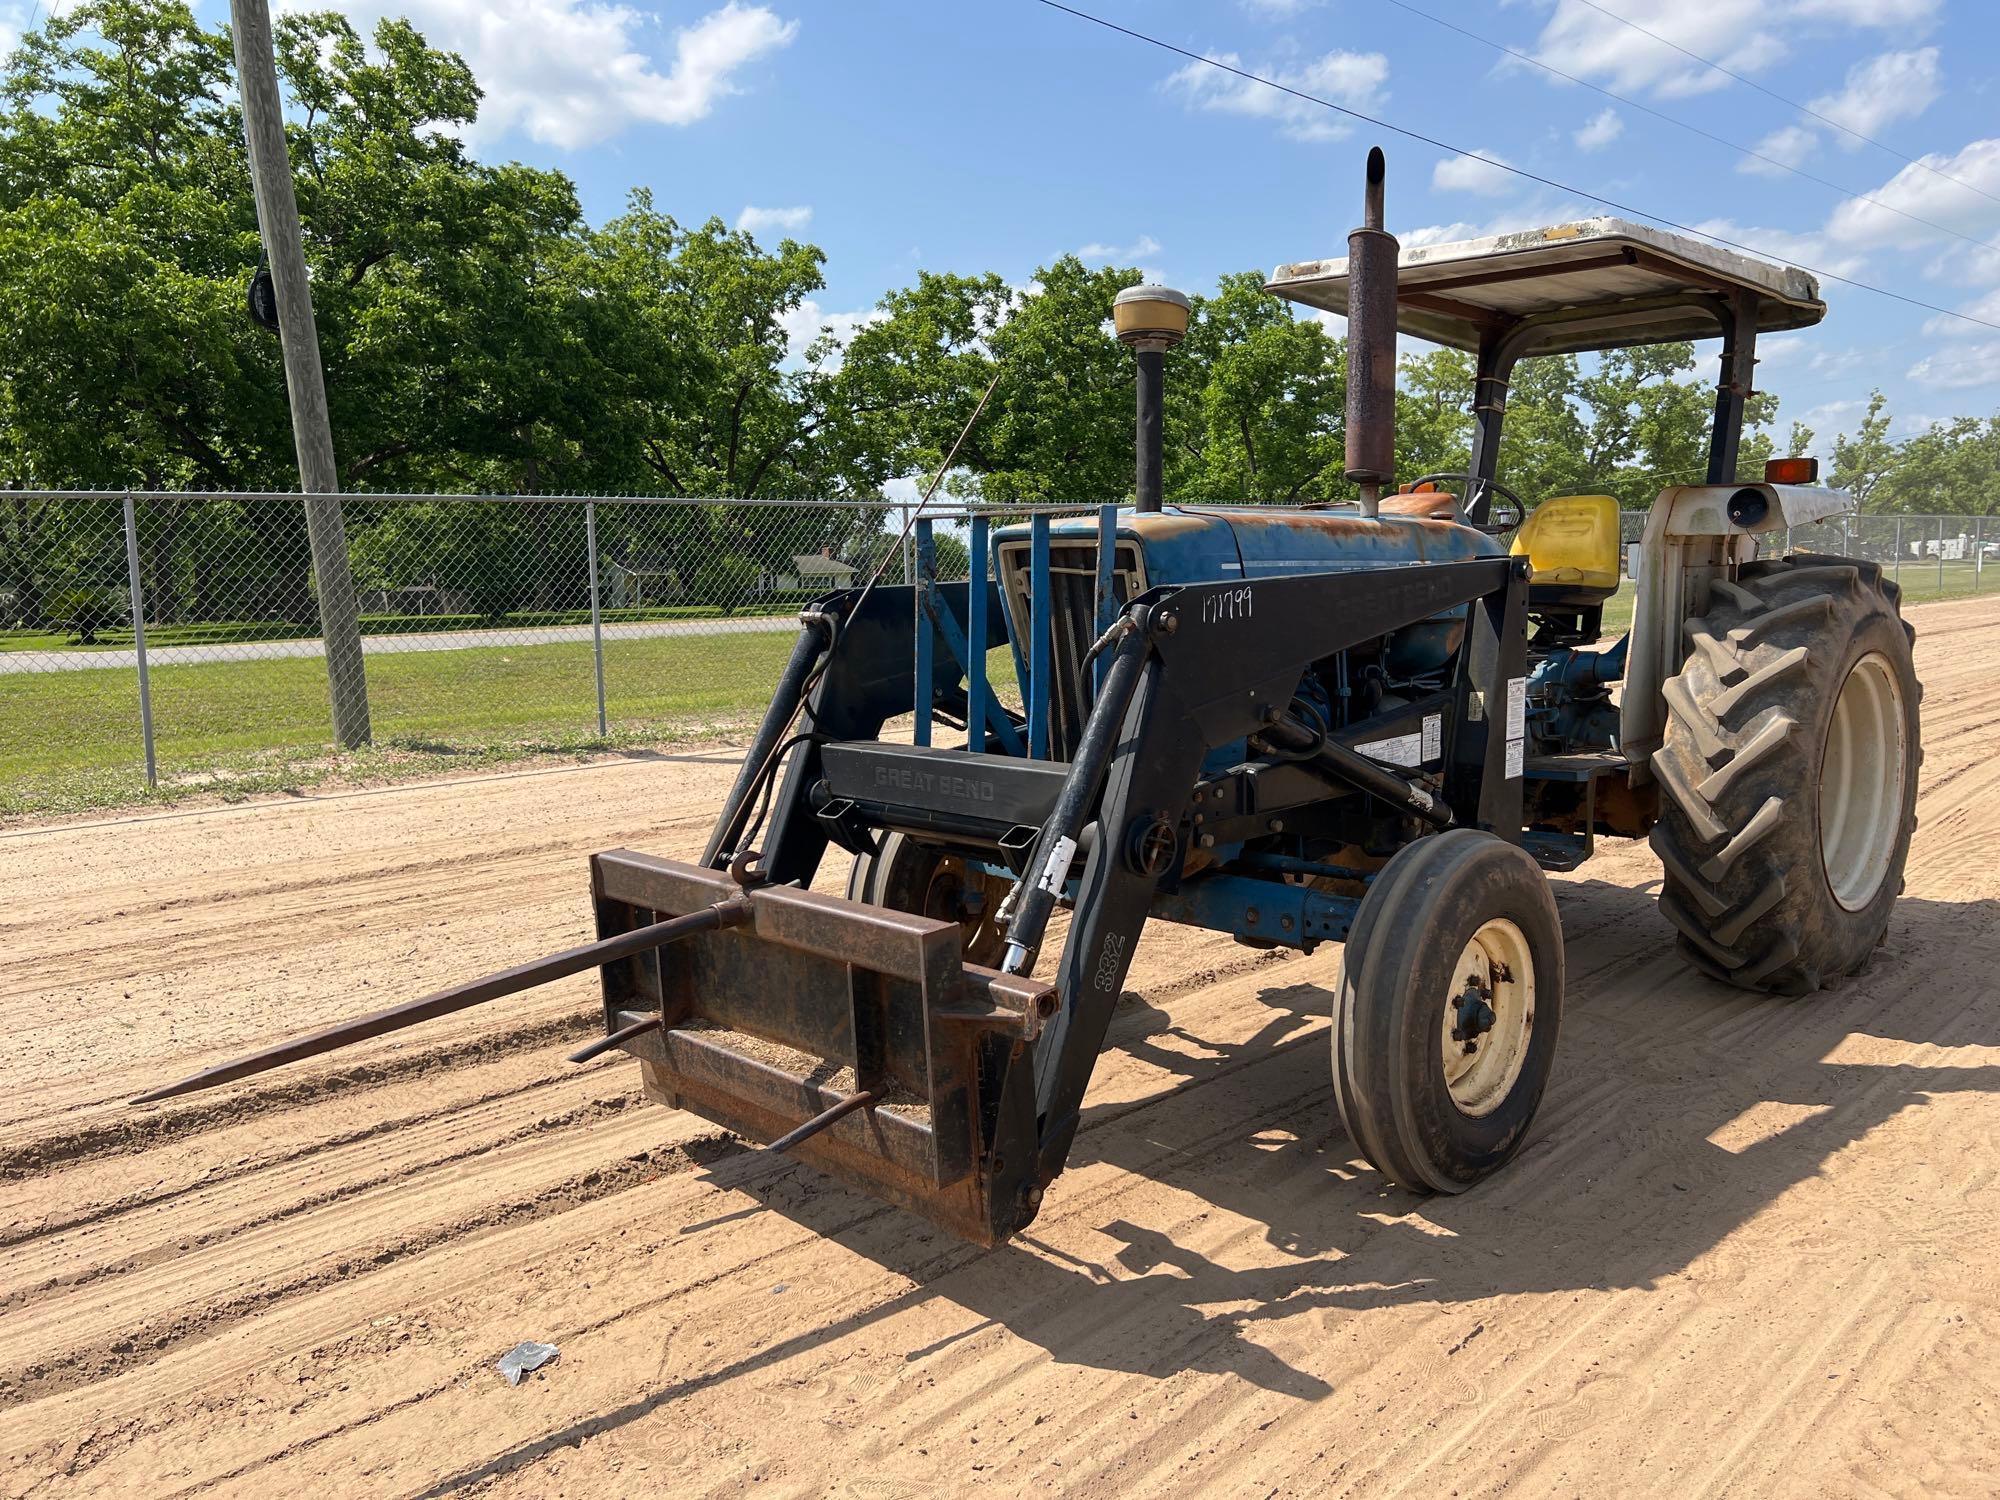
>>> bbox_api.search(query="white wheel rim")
[1819,651,1905,912]
[1440,918,1535,1118]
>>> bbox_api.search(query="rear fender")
[1621,482,1855,775]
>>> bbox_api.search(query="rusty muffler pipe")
[1344,146,1398,519]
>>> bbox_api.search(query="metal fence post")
[585,500,607,736]
[1893,517,1902,585]
[120,491,158,788]
[1978,515,1986,590]
[1937,515,1947,592]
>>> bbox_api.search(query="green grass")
[0,630,800,817]
[6,564,1993,821]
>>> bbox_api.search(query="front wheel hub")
[1440,918,1537,1118]
[1451,984,1497,1051]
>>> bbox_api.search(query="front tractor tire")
[1651,556,1921,995]
[848,832,1014,967]
[1333,830,1565,1193]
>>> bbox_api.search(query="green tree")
[1169,272,1345,502]
[1872,415,2000,516]
[1829,391,1898,511]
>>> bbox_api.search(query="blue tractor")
[147,151,1920,1247]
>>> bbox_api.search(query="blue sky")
[18,0,2000,456]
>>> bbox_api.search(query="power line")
[1029,0,2000,340]
[1380,0,2000,260]
[1569,0,2000,212]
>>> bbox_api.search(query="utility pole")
[230,0,371,747]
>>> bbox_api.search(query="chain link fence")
[2,492,1993,813]
[0,491,1098,811]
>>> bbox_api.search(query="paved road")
[0,613,797,674]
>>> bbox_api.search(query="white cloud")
[1738,124,1819,176]
[1529,0,1784,100]
[1688,217,1868,281]
[736,204,812,236]
[1794,396,1866,438]
[1164,49,1388,143]
[1076,234,1163,263]
[1825,138,2000,250]
[1527,0,1936,104]
[1757,333,1810,366]
[1573,108,1623,151]
[1922,288,2000,338]
[1238,0,1320,14]
[1809,347,1867,377]
[778,300,882,363]
[1793,0,1938,22]
[1762,338,1867,381]
[1432,151,1515,197]
[291,0,798,149]
[1807,49,1941,146]
[1907,340,2000,389]
[1402,197,1587,250]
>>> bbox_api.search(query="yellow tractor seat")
[1511,494,1623,607]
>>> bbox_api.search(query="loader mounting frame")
[585,553,1531,1244]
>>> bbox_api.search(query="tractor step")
[1520,829,1593,872]
[817,740,1068,846]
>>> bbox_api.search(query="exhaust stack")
[1113,283,1190,512]
[1344,147,1399,518]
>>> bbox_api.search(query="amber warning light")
[1764,456,1819,484]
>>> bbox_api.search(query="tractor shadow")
[419,882,2000,1488]
[775,880,1997,1392]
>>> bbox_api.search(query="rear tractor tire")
[1651,556,1921,995]
[1332,830,1565,1193]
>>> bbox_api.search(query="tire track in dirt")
[0,1111,740,1408]
[3,593,1996,1499]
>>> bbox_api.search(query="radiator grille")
[995,539,1145,761]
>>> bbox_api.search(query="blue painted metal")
[967,516,988,754]
[1220,509,1505,577]
[912,520,1023,756]
[1149,874,1360,949]
[1525,632,1628,751]
[1028,514,1051,760]
[927,578,1025,756]
[1092,503,1117,697]
[1529,631,1629,692]
[913,520,936,748]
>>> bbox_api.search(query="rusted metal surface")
[566,1014,660,1064]
[591,850,1053,1244]
[1344,147,1399,500]
[766,1087,882,1154]
[132,899,750,1104]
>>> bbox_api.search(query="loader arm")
[596,554,1529,1241]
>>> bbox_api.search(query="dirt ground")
[6,593,2000,1498]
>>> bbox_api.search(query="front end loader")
[143,149,1920,1246]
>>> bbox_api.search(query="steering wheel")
[1408,473,1527,536]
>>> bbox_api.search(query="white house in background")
[771,552,857,592]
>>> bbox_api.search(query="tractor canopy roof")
[1265,217,1825,359]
